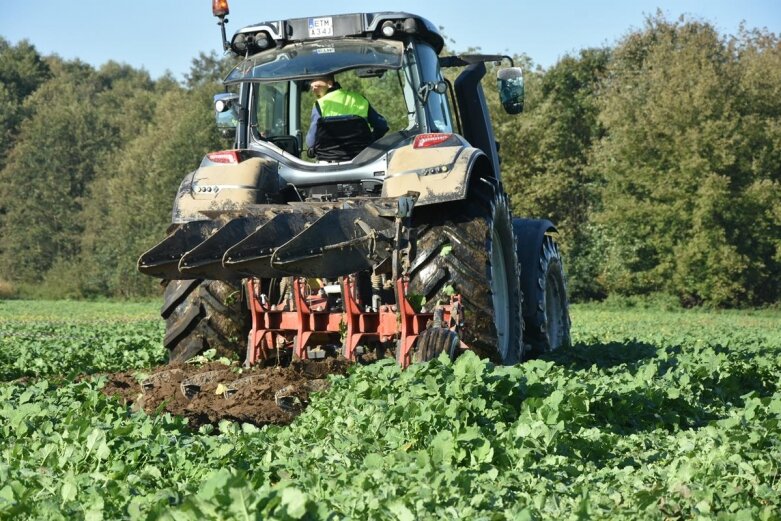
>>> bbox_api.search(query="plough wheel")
[414,327,460,363]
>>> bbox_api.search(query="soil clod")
[141,368,182,393]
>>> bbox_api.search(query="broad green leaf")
[280,487,308,519]
[388,501,415,521]
[61,473,78,503]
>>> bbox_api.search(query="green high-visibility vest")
[316,88,370,119]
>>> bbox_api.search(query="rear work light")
[413,133,455,149]
[207,150,240,164]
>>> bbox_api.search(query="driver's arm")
[305,105,320,148]
[367,105,388,140]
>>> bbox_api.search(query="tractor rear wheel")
[407,178,523,365]
[161,279,249,363]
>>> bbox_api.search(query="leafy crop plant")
[0,301,779,519]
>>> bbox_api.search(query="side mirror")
[214,92,240,138]
[497,67,524,115]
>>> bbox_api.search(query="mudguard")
[171,157,278,223]
[513,218,557,320]
[381,144,492,206]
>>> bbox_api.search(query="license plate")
[308,17,333,37]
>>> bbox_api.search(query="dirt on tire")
[407,176,523,364]
[100,358,350,430]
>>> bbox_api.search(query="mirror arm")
[417,82,432,104]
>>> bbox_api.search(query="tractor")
[138,3,571,368]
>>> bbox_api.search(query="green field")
[0,300,779,520]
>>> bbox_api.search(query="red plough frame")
[245,277,459,368]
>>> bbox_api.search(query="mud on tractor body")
[138,7,571,368]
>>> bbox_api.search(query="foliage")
[184,51,239,89]
[0,71,113,283]
[0,38,51,170]
[590,17,781,306]
[503,17,781,306]
[75,83,224,297]
[0,15,780,306]
[0,301,779,519]
[0,280,15,300]
[502,49,609,300]
[0,300,163,380]
[0,55,161,290]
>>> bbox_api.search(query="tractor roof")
[229,12,444,57]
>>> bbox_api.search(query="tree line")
[0,15,779,306]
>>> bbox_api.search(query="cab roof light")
[254,32,270,49]
[413,133,454,149]
[232,31,271,54]
[212,0,230,17]
[403,17,419,34]
[207,150,240,164]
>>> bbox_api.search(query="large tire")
[524,235,571,354]
[161,279,249,363]
[407,178,523,364]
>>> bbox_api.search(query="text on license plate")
[308,17,333,37]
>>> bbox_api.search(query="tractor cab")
[222,37,411,162]
[211,7,524,172]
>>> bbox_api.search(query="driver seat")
[312,115,373,162]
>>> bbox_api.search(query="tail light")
[413,133,455,149]
[207,150,240,164]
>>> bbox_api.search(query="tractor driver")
[305,74,389,154]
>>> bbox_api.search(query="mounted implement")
[139,4,571,367]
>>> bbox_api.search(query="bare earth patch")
[100,358,351,429]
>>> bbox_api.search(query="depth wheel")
[414,327,460,363]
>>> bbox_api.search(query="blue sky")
[2,1,779,80]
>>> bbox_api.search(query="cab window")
[299,69,409,139]
[251,82,289,139]
[416,44,453,133]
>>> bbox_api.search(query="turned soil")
[100,358,351,430]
